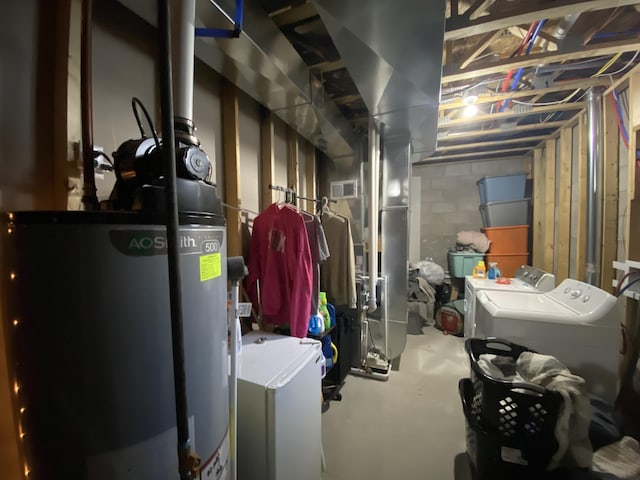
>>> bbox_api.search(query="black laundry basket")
[461,338,564,479]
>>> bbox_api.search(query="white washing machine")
[475,278,621,402]
[464,265,555,338]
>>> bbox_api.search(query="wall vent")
[330,180,358,199]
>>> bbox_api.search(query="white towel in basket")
[516,352,593,470]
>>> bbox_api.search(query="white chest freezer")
[237,332,323,480]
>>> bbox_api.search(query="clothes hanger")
[321,196,345,223]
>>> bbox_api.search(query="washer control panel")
[514,266,556,291]
[547,279,617,319]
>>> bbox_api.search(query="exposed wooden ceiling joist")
[440,77,607,111]
[332,94,362,106]
[310,59,346,74]
[417,147,530,163]
[467,0,497,21]
[438,121,567,141]
[439,101,585,129]
[445,0,640,41]
[459,29,503,69]
[435,134,550,152]
[443,38,640,83]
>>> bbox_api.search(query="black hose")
[80,0,99,211]
[157,0,193,478]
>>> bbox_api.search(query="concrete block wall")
[413,156,528,271]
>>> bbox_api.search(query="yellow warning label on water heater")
[200,253,221,281]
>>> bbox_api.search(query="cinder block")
[444,163,472,177]
[431,202,457,214]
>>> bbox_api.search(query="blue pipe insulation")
[501,19,547,112]
[612,89,629,144]
[195,0,244,38]
[526,19,546,55]
[593,30,640,40]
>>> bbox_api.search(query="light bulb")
[463,104,479,118]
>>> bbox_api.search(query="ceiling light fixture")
[463,104,479,118]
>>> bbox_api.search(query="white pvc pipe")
[170,0,196,121]
[368,119,379,312]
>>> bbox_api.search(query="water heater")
[1,210,230,479]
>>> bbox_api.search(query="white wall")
[0,1,39,210]
[92,0,158,201]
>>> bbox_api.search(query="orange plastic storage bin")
[482,225,528,254]
[485,253,529,278]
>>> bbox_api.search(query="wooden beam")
[583,7,624,45]
[310,59,345,74]
[332,94,362,106]
[601,94,619,289]
[435,134,549,152]
[451,0,459,18]
[443,39,640,84]
[286,126,299,197]
[222,80,242,257]
[543,139,556,274]
[604,61,640,95]
[556,128,572,282]
[420,147,529,163]
[460,29,503,69]
[305,142,316,213]
[575,114,588,281]
[532,147,544,268]
[445,0,640,41]
[438,121,566,140]
[440,78,607,111]
[259,108,275,211]
[466,0,496,20]
[439,102,585,129]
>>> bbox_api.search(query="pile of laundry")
[478,352,640,479]
[451,230,491,254]
[407,258,447,333]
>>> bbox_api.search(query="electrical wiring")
[602,51,640,76]
[511,88,581,107]
[593,52,623,76]
[610,89,630,149]
[131,97,160,148]
[615,276,640,298]
[615,271,640,294]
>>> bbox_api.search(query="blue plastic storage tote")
[476,174,527,204]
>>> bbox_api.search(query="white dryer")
[475,278,621,402]
[464,265,555,338]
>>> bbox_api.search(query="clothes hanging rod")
[267,184,336,204]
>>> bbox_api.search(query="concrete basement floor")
[321,326,473,480]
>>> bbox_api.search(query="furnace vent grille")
[330,180,358,199]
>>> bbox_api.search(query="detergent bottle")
[319,292,331,330]
[472,260,486,279]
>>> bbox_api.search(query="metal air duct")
[115,0,357,160]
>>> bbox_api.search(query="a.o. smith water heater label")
[110,229,224,257]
